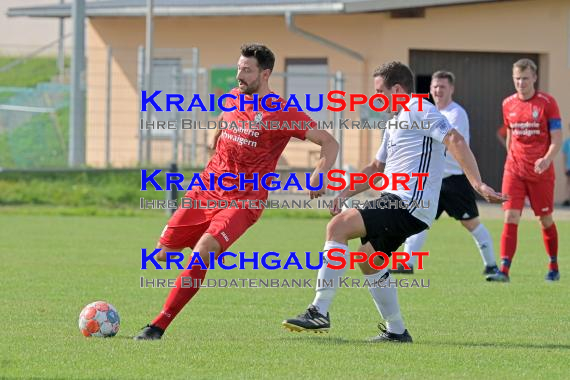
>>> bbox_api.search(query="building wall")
[0,0,71,54]
[86,0,570,200]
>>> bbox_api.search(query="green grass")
[0,56,62,87]
[1,215,569,378]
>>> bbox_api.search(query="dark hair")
[240,43,275,71]
[432,70,455,85]
[372,61,414,93]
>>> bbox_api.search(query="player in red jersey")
[496,125,507,148]
[134,44,339,339]
[487,59,562,282]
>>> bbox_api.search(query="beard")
[238,77,260,95]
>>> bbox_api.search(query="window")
[285,58,329,122]
[147,58,182,137]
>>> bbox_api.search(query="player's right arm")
[501,99,511,151]
[329,158,386,216]
[329,132,388,215]
[304,129,340,199]
[337,159,386,201]
[444,129,507,203]
[343,128,389,199]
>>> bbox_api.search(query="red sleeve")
[278,109,316,140]
[545,95,561,120]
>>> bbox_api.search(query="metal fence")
[0,47,69,169]
[0,45,374,171]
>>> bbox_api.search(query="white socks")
[404,230,428,268]
[312,241,406,334]
[365,269,405,334]
[312,241,348,315]
[470,223,496,267]
[405,223,496,267]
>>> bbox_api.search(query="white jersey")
[375,97,452,227]
[440,101,470,177]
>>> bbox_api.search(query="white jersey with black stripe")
[375,97,452,227]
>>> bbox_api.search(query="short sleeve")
[446,107,470,144]
[278,109,316,140]
[416,106,452,143]
[545,96,561,131]
[546,96,561,120]
[375,130,389,163]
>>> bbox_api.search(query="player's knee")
[189,247,212,266]
[196,251,210,266]
[504,211,520,224]
[538,214,553,228]
[155,243,168,261]
[326,216,346,241]
[155,243,183,262]
[157,252,167,262]
[359,258,384,275]
[193,237,222,266]
[461,217,480,232]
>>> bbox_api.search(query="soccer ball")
[78,301,120,337]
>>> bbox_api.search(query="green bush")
[0,169,330,218]
[0,170,164,207]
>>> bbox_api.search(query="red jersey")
[502,91,560,181]
[195,88,315,203]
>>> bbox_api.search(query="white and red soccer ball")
[78,301,120,337]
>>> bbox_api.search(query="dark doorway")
[410,50,539,192]
[415,74,433,105]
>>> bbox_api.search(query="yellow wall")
[86,0,570,200]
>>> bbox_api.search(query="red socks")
[500,222,559,275]
[542,223,558,271]
[151,265,208,331]
[500,223,518,275]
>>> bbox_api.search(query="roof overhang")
[7,0,502,19]
[8,3,345,18]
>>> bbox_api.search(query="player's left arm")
[304,129,339,199]
[420,107,504,203]
[443,129,507,203]
[535,120,562,174]
[208,112,225,153]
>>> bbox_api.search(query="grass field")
[0,56,62,88]
[1,214,569,379]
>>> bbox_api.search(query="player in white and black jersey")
[394,71,499,276]
[282,62,506,343]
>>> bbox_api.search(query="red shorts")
[159,195,262,252]
[502,170,554,216]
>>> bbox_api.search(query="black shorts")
[357,193,428,254]
[436,174,479,221]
